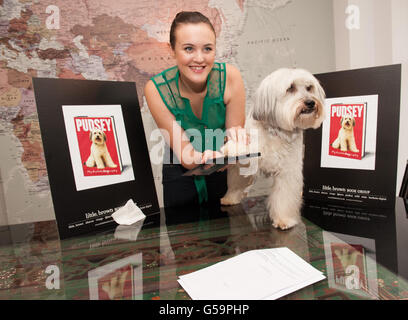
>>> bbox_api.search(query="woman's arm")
[144,80,220,169]
[144,80,199,169]
[224,64,248,143]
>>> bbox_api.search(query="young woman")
[144,11,247,209]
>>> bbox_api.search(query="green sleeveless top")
[151,62,227,204]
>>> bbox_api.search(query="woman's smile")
[190,65,206,73]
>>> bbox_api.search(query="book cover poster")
[88,253,143,300]
[321,95,378,171]
[323,231,378,299]
[75,116,122,176]
[63,105,135,191]
[330,243,368,291]
[304,65,401,209]
[33,78,159,239]
[328,103,367,160]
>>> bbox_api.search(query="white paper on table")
[177,247,325,300]
[264,273,326,300]
[111,199,146,226]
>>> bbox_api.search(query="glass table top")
[0,196,407,300]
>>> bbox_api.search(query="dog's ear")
[251,76,277,126]
[315,80,326,103]
[89,131,93,141]
[340,117,344,126]
[103,132,107,141]
[353,119,356,127]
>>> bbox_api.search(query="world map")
[0,0,334,224]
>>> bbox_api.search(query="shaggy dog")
[85,129,117,169]
[331,116,359,152]
[220,68,325,230]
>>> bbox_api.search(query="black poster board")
[303,64,401,209]
[302,200,398,277]
[60,213,161,299]
[33,78,160,239]
[399,161,408,198]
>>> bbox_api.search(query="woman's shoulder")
[147,66,179,93]
[224,63,243,87]
[144,78,155,93]
[225,63,241,76]
[223,63,245,103]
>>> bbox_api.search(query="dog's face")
[341,116,355,130]
[89,129,106,145]
[252,68,326,131]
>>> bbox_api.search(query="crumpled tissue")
[111,199,146,226]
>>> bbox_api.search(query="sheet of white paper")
[264,273,326,300]
[111,199,146,226]
[177,247,325,300]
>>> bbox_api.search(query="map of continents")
[0,0,332,224]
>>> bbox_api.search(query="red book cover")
[329,103,367,160]
[331,243,368,292]
[74,116,122,176]
[97,264,133,300]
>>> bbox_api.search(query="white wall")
[333,0,408,195]
[392,1,408,195]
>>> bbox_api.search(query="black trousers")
[162,163,228,208]
[162,163,229,226]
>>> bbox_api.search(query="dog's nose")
[305,100,315,109]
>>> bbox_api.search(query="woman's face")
[172,22,216,90]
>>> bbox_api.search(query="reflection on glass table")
[0,196,407,300]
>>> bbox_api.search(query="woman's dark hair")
[169,11,216,49]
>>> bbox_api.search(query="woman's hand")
[217,127,250,172]
[201,150,232,172]
[200,127,250,172]
[201,150,224,169]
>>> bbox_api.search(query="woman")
[144,11,247,209]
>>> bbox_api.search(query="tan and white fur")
[85,129,117,169]
[331,116,359,152]
[220,68,325,230]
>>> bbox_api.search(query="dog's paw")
[220,139,250,157]
[272,217,298,230]
[220,194,242,206]
[85,159,95,167]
